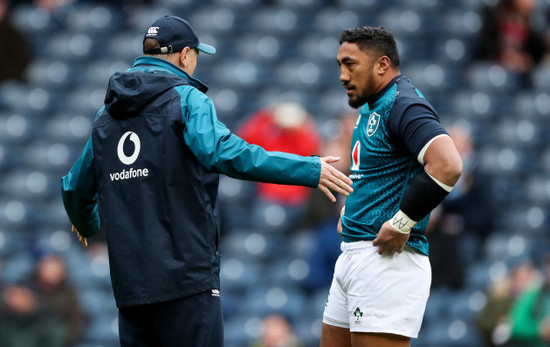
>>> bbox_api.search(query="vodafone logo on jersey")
[109,131,150,182]
[351,141,360,171]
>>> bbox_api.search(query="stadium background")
[1,0,550,346]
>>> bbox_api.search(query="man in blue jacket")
[61,15,353,347]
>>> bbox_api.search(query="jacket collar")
[132,56,209,93]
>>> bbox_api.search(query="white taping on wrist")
[390,210,417,234]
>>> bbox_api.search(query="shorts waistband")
[340,240,374,253]
[340,241,418,254]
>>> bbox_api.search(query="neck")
[375,69,400,94]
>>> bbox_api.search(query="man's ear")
[376,55,391,75]
[179,47,191,67]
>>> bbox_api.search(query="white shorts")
[322,241,431,338]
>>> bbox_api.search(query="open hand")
[317,156,353,202]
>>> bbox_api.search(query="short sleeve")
[388,103,448,159]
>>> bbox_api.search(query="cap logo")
[147,26,159,36]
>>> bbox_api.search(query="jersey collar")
[366,74,403,107]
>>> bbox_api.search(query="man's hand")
[317,156,353,202]
[372,221,409,256]
[71,225,88,248]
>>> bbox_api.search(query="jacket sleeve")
[60,137,100,238]
[178,87,321,188]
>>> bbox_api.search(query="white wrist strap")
[390,210,417,234]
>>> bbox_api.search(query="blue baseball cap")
[143,15,216,55]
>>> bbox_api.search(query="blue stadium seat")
[312,8,362,34]
[405,62,463,93]
[104,30,144,63]
[223,314,254,347]
[220,255,262,291]
[441,10,483,38]
[526,175,550,206]
[466,62,525,92]
[240,284,307,323]
[11,4,63,36]
[46,112,92,146]
[493,119,541,149]
[65,86,107,115]
[64,5,125,34]
[80,311,119,346]
[531,63,550,91]
[83,59,132,88]
[44,32,102,61]
[25,58,80,90]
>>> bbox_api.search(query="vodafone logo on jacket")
[109,131,150,182]
[117,131,141,165]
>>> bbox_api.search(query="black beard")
[348,93,370,109]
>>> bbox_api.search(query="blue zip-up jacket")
[61,56,321,308]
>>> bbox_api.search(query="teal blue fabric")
[61,56,321,238]
[341,76,445,256]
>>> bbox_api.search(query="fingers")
[320,159,354,188]
[317,159,354,202]
[373,227,406,256]
[319,172,353,197]
[320,156,341,164]
[77,233,88,247]
[319,184,337,202]
[326,164,353,187]
[71,226,88,247]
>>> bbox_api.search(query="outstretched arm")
[182,90,353,200]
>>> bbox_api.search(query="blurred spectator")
[0,283,67,347]
[249,313,304,347]
[509,255,550,346]
[238,102,321,232]
[476,0,546,87]
[0,0,32,83]
[302,196,344,292]
[238,102,321,207]
[30,254,86,347]
[33,0,74,12]
[442,124,495,258]
[476,258,539,346]
[301,112,356,291]
[426,205,466,291]
[299,112,356,229]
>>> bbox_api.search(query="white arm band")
[417,134,449,165]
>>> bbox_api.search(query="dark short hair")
[339,26,400,67]
[143,38,160,51]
